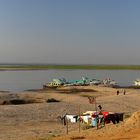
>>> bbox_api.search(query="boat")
[102,78,118,87]
[133,79,140,86]
[43,78,63,88]
[89,79,101,85]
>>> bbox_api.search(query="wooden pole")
[95,97,97,113]
[66,118,68,134]
[78,104,81,133]
[95,97,98,129]
[87,96,98,129]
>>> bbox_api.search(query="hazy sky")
[0,0,140,64]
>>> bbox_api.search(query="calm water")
[0,70,140,92]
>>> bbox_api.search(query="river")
[0,70,140,92]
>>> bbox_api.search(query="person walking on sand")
[123,89,126,95]
[117,90,119,95]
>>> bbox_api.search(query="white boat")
[102,78,118,87]
[134,79,140,86]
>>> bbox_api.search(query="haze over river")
[0,70,140,92]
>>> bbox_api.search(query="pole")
[95,97,97,113]
[78,104,81,133]
[95,97,98,129]
[66,118,68,135]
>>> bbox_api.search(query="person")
[91,114,97,127]
[97,111,105,128]
[98,105,102,111]
[117,90,119,95]
[123,89,126,95]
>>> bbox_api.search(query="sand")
[0,85,140,140]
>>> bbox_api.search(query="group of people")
[117,89,126,95]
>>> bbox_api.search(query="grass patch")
[38,132,60,140]
[127,86,140,89]
[80,92,104,98]
[56,88,97,94]
[124,112,132,119]
[70,136,85,140]
[80,94,96,98]
[46,98,60,103]
[1,64,140,70]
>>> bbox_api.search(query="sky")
[0,0,140,65]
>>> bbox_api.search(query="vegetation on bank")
[0,64,140,70]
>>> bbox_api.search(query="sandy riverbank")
[0,85,140,140]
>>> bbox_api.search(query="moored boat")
[133,79,140,86]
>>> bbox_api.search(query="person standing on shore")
[117,90,119,95]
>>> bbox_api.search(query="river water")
[0,70,140,92]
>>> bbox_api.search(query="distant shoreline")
[0,64,140,70]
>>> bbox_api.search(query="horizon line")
[0,63,139,66]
